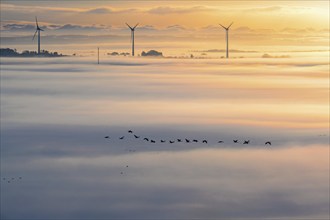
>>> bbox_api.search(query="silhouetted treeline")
[141,50,163,57]
[108,51,130,56]
[0,48,65,57]
[107,50,163,57]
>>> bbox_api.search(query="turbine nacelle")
[219,22,233,30]
[33,17,44,40]
[126,23,139,31]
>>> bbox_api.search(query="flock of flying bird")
[2,177,23,184]
[104,130,272,146]
[104,129,270,176]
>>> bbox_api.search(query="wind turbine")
[126,23,138,56]
[32,17,44,55]
[219,22,233,58]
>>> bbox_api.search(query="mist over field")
[1,56,329,219]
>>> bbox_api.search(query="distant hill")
[0,48,65,57]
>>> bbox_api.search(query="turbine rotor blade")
[228,22,233,29]
[126,23,133,30]
[32,30,37,40]
[133,23,139,29]
[35,16,39,28]
[39,28,44,31]
[219,24,226,29]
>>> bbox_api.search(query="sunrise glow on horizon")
[1,1,329,56]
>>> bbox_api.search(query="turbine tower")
[32,17,44,55]
[126,23,138,56]
[219,22,233,58]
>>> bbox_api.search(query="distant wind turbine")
[126,23,138,56]
[219,22,233,58]
[32,17,44,55]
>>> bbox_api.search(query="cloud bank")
[147,5,215,14]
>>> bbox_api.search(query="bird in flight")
[243,140,250,144]
[134,135,140,138]
[151,140,156,143]
[233,140,238,143]
[185,139,190,143]
[202,140,208,144]
[193,140,198,143]
[104,136,110,139]
[169,140,175,144]
[143,137,149,141]
[128,130,133,133]
[177,139,182,142]
[161,140,166,143]
[119,136,125,140]
[218,141,224,143]
[265,141,271,145]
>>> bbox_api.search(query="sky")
[1,1,329,28]
[1,1,329,56]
